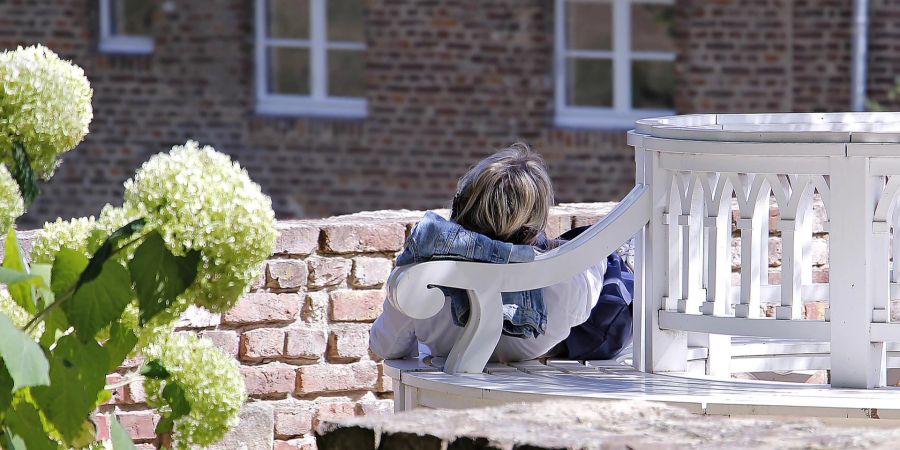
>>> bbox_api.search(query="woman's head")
[450,143,554,244]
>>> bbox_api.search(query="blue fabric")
[396,212,547,339]
[563,252,634,360]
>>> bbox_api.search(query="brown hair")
[450,143,554,244]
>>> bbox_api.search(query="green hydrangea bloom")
[30,216,97,264]
[0,289,42,338]
[121,141,276,312]
[0,165,24,233]
[0,45,93,179]
[142,333,244,449]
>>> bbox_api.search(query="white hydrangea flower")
[142,333,244,449]
[0,45,93,179]
[119,141,276,313]
[0,165,24,233]
[0,289,42,338]
[30,216,97,264]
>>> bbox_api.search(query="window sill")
[256,96,368,119]
[99,36,155,55]
[555,108,674,130]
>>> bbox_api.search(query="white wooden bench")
[385,112,900,421]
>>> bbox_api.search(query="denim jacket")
[395,212,547,339]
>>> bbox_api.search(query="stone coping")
[317,399,900,449]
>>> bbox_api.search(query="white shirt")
[370,260,606,362]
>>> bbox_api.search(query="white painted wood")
[632,146,649,371]
[254,0,367,117]
[829,156,885,388]
[387,187,652,373]
[553,0,675,129]
[386,112,900,415]
[648,152,688,372]
[658,311,830,340]
[98,0,154,54]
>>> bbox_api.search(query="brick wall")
[677,0,856,114]
[0,0,634,229]
[82,204,615,449]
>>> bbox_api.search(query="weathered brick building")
[0,0,894,228]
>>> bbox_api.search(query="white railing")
[633,112,900,389]
[387,112,900,389]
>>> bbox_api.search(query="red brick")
[313,401,357,428]
[322,222,405,253]
[267,259,309,290]
[376,362,393,393]
[330,289,384,322]
[199,330,240,357]
[307,256,352,288]
[241,328,286,361]
[275,437,317,450]
[223,292,300,325]
[274,407,314,438]
[242,365,297,398]
[105,373,126,405]
[545,213,572,239]
[92,414,110,441]
[285,327,328,360]
[328,325,371,362]
[117,412,158,441]
[301,291,330,323]
[275,222,320,256]
[350,256,393,288]
[804,301,828,320]
[295,361,378,395]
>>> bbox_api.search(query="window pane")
[328,49,365,97]
[268,0,310,39]
[566,1,612,50]
[268,47,310,95]
[566,58,613,107]
[631,3,675,52]
[328,0,365,42]
[632,60,674,109]
[111,0,153,36]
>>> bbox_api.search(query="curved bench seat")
[385,357,900,423]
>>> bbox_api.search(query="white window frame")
[255,0,367,118]
[554,0,675,129]
[99,0,155,54]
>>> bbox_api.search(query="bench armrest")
[386,185,652,373]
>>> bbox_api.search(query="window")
[99,0,154,54]
[555,0,675,128]
[256,0,367,118]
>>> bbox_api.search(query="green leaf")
[139,359,170,380]
[11,142,39,207]
[106,320,138,373]
[39,308,68,350]
[3,229,35,314]
[1,430,26,450]
[30,263,53,310]
[32,335,109,442]
[0,313,49,391]
[155,381,191,434]
[61,258,134,341]
[129,232,200,325]
[50,248,88,299]
[110,416,138,450]
[0,362,13,411]
[81,219,146,286]
[5,401,61,450]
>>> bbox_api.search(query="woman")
[369,143,607,362]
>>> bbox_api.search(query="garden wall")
[17,200,826,449]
